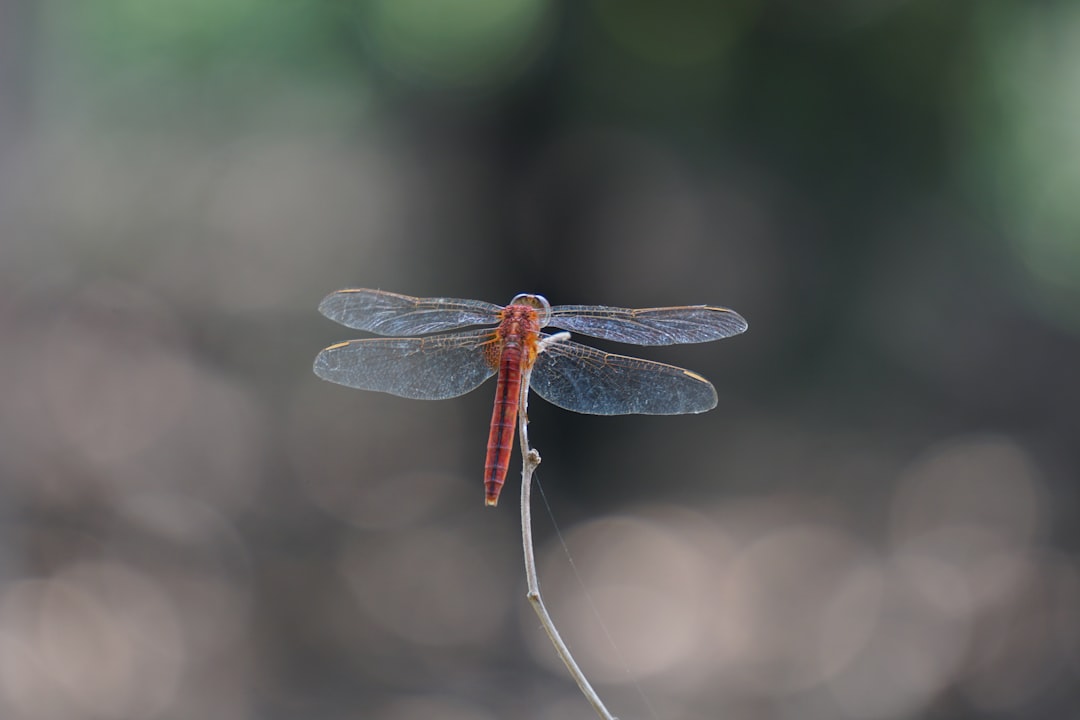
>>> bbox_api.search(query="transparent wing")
[319,289,503,336]
[529,338,717,415]
[548,304,747,346]
[313,329,497,400]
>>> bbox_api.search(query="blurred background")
[1,1,1079,719]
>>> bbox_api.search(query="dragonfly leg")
[537,331,571,354]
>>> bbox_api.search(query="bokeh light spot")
[0,565,184,720]
[526,514,714,683]
[340,526,512,648]
[825,567,971,719]
[715,525,877,693]
[890,435,1047,618]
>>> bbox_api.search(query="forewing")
[530,338,717,415]
[319,289,503,335]
[313,329,497,400]
[548,304,747,345]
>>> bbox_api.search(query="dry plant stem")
[518,362,619,720]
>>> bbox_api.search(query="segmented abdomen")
[483,343,523,506]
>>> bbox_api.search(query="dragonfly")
[314,289,747,506]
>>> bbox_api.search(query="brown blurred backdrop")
[1,1,1079,719]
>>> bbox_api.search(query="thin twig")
[518,354,619,720]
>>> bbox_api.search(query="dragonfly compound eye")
[508,293,552,324]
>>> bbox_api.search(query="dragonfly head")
[508,293,551,325]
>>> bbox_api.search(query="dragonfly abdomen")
[483,342,526,506]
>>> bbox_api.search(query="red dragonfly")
[314,289,747,506]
